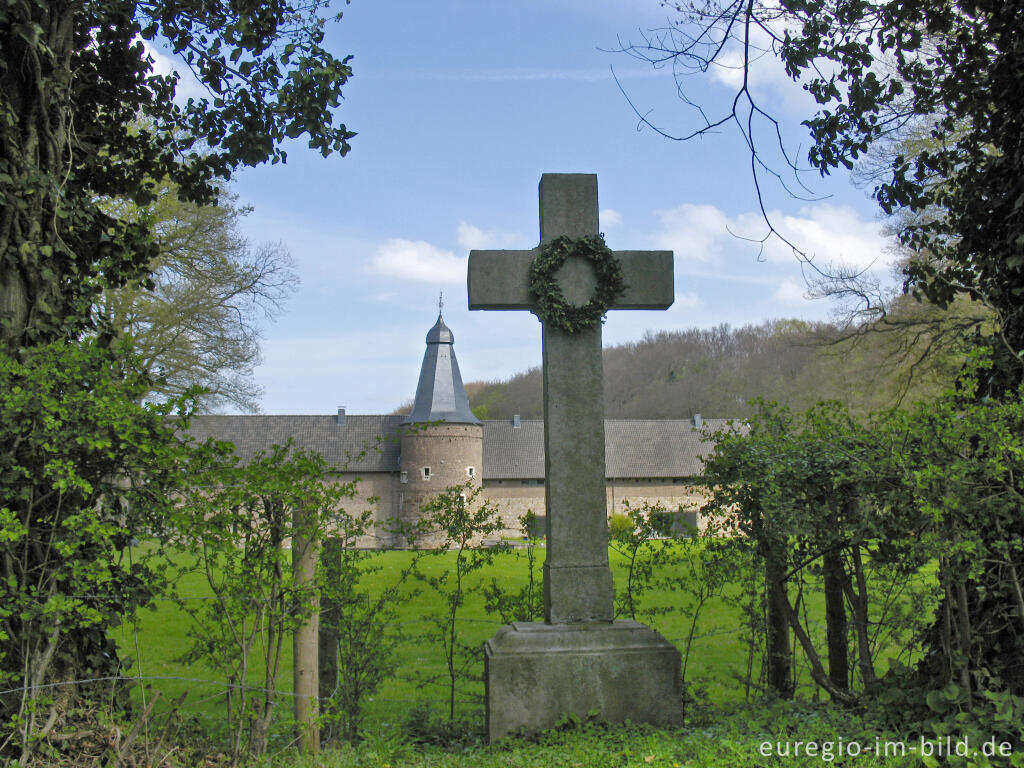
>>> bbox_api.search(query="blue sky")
[151,0,895,415]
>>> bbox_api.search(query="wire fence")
[0,610,748,701]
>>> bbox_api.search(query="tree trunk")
[765,554,794,699]
[845,545,878,689]
[822,547,850,696]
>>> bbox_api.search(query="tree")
[101,184,298,412]
[172,440,353,761]
[628,0,1023,386]
[0,340,192,763]
[701,400,936,704]
[627,0,1024,714]
[1,0,354,350]
[1,1,354,758]
[416,483,504,722]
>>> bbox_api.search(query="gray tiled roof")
[186,415,729,480]
[186,415,404,473]
[482,419,729,479]
[401,315,480,425]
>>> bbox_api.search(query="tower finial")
[438,291,444,316]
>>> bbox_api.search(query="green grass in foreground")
[277,704,922,768]
[113,542,932,764]
[114,544,759,733]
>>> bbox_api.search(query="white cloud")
[600,208,623,228]
[369,239,465,284]
[456,221,524,251]
[773,278,808,304]
[708,23,817,114]
[669,291,700,313]
[652,203,735,262]
[745,204,889,271]
[653,202,889,272]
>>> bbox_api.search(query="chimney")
[337,406,346,426]
[512,414,521,428]
[692,413,702,428]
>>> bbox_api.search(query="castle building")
[189,314,722,546]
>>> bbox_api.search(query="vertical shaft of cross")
[538,175,614,623]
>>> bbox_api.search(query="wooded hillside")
[461,296,986,420]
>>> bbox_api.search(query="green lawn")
[116,544,751,733]
[113,541,931,763]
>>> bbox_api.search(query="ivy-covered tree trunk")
[1,1,77,349]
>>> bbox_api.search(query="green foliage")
[416,483,504,722]
[609,501,742,718]
[100,182,299,412]
[609,501,668,621]
[319,527,423,745]
[528,234,624,334]
[170,440,353,761]
[0,0,354,348]
[0,340,191,763]
[700,373,1024,740]
[607,512,635,542]
[282,703,923,768]
[482,511,544,624]
[700,400,939,704]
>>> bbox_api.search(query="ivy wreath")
[527,234,625,334]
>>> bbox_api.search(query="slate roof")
[401,314,480,426]
[186,415,729,480]
[186,414,404,473]
[482,419,729,479]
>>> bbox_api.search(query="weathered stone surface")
[542,322,612,623]
[467,250,673,311]
[469,174,682,740]
[484,621,684,741]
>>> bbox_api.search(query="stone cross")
[468,173,673,623]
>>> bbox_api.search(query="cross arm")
[467,249,675,311]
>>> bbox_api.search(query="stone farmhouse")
[188,313,724,546]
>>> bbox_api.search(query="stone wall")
[329,472,399,548]
[324,475,712,547]
[481,481,546,535]
[481,479,710,538]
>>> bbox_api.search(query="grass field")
[114,544,747,730]
[110,541,929,765]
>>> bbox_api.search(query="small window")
[466,466,476,478]
[400,471,408,484]
[422,467,431,480]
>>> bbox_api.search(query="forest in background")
[446,293,990,421]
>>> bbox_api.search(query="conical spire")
[401,313,481,425]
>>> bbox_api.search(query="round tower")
[398,313,483,546]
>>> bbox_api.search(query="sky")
[150,0,896,416]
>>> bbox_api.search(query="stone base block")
[484,620,683,742]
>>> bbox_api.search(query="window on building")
[422,466,431,480]
[466,466,476,478]
[400,471,408,484]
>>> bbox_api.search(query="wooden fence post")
[292,508,319,754]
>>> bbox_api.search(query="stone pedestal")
[484,621,684,741]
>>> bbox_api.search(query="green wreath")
[528,234,625,334]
